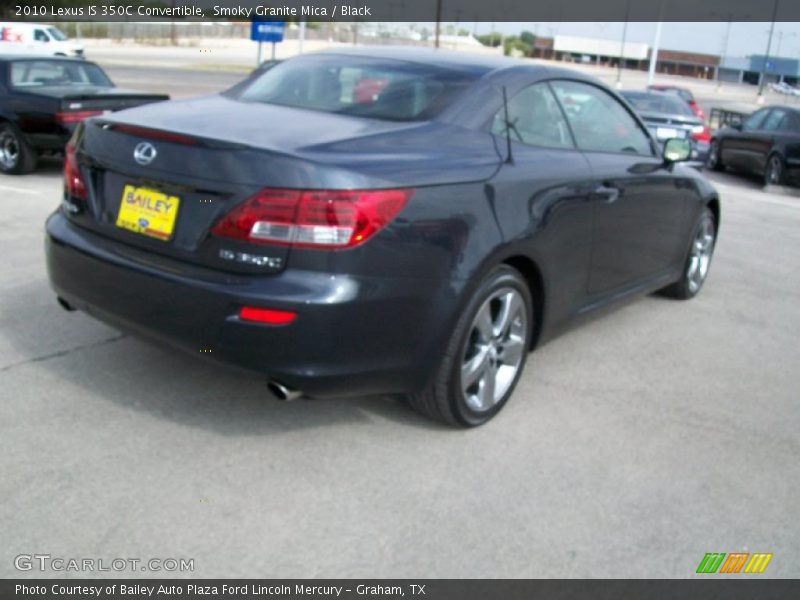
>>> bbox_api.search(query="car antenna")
[502,86,514,164]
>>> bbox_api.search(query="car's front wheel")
[0,123,38,175]
[407,265,533,427]
[661,207,717,300]
[706,140,724,171]
[764,152,785,186]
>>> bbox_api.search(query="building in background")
[527,34,799,86]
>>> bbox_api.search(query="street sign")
[251,21,285,43]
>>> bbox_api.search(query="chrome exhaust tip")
[267,379,302,402]
[57,297,76,312]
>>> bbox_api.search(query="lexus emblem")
[133,142,157,165]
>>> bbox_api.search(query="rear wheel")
[0,123,38,175]
[407,265,533,427]
[660,207,716,300]
[764,152,784,186]
[706,139,724,171]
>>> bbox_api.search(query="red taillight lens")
[63,142,87,200]
[55,110,103,125]
[239,306,297,325]
[691,125,711,143]
[211,188,413,249]
[689,102,706,121]
[110,124,198,145]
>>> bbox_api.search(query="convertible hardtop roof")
[308,46,562,78]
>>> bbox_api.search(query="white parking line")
[0,184,40,196]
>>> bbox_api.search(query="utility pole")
[647,0,665,86]
[434,0,443,48]
[757,0,780,102]
[616,0,631,89]
[298,20,306,54]
[170,0,177,46]
[647,22,663,86]
[717,20,733,90]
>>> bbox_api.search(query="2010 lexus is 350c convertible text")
[45,48,720,427]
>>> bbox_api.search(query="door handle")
[594,184,620,203]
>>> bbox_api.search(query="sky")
[468,22,800,59]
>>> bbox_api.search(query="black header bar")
[4,0,800,22]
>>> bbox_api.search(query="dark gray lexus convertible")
[46,48,720,427]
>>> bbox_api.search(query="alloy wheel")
[707,141,718,169]
[766,155,782,185]
[686,216,715,294]
[0,131,20,170]
[460,287,528,412]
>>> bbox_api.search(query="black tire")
[706,139,724,172]
[0,123,38,175]
[406,265,533,427]
[764,152,785,186]
[660,207,717,300]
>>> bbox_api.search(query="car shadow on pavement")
[33,155,65,175]
[2,279,450,434]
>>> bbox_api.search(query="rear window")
[623,93,695,117]
[233,54,476,122]
[10,60,112,88]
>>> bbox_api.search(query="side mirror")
[663,138,691,163]
[729,122,742,131]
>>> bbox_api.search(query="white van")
[0,23,84,58]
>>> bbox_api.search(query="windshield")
[47,27,69,41]
[622,93,695,117]
[233,54,476,121]
[10,60,112,88]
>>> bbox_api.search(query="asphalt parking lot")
[2,70,799,579]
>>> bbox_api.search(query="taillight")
[211,188,413,249]
[691,125,711,143]
[689,102,706,121]
[55,110,103,125]
[63,142,87,200]
[239,306,297,325]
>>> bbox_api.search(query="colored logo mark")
[696,552,773,574]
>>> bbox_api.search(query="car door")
[550,79,691,297]
[755,108,793,175]
[781,112,800,182]
[721,108,770,172]
[739,108,788,174]
[487,81,596,320]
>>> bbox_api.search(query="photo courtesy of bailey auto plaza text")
[1,0,799,598]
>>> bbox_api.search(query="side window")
[743,108,770,131]
[789,113,800,133]
[491,82,574,150]
[550,80,653,156]
[762,109,787,132]
[34,29,50,42]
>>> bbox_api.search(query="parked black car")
[46,49,720,426]
[0,55,169,174]
[621,90,710,167]
[708,105,800,186]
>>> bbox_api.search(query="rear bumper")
[45,211,460,397]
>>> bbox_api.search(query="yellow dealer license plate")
[116,185,180,241]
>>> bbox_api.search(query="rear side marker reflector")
[56,110,104,124]
[211,188,414,249]
[239,306,297,325]
[110,124,198,146]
